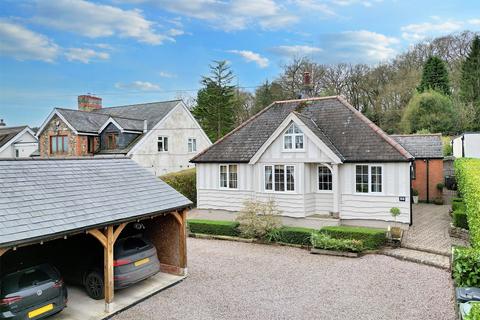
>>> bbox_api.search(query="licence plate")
[28,304,53,318]
[134,258,150,267]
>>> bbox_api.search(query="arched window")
[284,123,304,150]
[318,165,332,191]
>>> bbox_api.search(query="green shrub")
[236,200,282,239]
[412,189,419,196]
[437,182,445,190]
[465,303,480,320]
[311,233,364,252]
[187,219,239,237]
[319,226,386,250]
[454,159,480,247]
[161,168,196,205]
[452,200,466,212]
[452,197,464,203]
[273,227,316,246]
[453,247,480,287]
[453,211,469,230]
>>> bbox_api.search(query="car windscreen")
[122,237,148,251]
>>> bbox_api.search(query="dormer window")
[283,123,304,150]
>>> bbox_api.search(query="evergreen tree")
[252,80,286,114]
[192,61,236,142]
[459,36,480,129]
[417,56,451,96]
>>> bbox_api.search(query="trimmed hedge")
[188,219,239,237]
[455,159,480,247]
[276,227,315,246]
[161,168,196,205]
[453,247,480,287]
[454,211,470,230]
[319,226,386,250]
[311,232,364,252]
[452,200,466,212]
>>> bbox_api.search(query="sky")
[0,0,479,127]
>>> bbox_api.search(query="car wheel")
[84,270,104,300]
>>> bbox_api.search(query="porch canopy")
[0,157,191,311]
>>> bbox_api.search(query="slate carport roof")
[191,96,412,163]
[391,134,443,159]
[0,158,192,248]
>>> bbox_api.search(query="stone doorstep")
[401,243,451,257]
[380,248,450,270]
[310,248,359,258]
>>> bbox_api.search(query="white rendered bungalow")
[191,96,414,228]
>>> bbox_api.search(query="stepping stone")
[380,248,450,270]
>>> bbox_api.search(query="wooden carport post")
[87,223,127,313]
[171,209,188,271]
[0,248,9,257]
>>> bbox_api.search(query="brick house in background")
[392,134,444,203]
[36,95,211,175]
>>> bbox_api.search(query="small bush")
[412,189,419,196]
[161,168,196,205]
[452,200,466,212]
[236,200,282,239]
[453,247,480,287]
[437,182,445,190]
[465,303,480,320]
[453,211,469,230]
[319,226,386,250]
[273,227,316,246]
[187,219,239,237]
[311,233,364,252]
[452,197,464,203]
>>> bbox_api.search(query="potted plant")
[412,189,419,204]
[437,183,444,192]
[389,207,402,239]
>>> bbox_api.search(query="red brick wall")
[412,159,444,202]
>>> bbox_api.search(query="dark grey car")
[59,235,161,300]
[0,264,67,320]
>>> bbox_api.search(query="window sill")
[282,149,305,153]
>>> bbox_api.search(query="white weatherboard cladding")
[0,130,38,158]
[452,136,463,158]
[339,163,410,223]
[453,133,480,158]
[131,105,211,175]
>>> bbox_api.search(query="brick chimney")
[0,119,5,127]
[78,95,102,112]
[302,71,313,98]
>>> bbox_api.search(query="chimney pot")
[303,72,311,86]
[0,119,5,127]
[301,71,313,98]
[78,95,102,112]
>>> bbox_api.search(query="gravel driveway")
[113,238,456,320]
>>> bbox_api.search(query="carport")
[0,157,191,317]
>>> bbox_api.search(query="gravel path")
[113,238,456,320]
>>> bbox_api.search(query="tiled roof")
[0,126,27,149]
[391,134,443,159]
[54,100,180,134]
[0,158,191,248]
[192,96,412,163]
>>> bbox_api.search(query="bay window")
[265,165,295,192]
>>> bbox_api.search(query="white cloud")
[401,20,463,41]
[272,45,323,57]
[293,0,335,15]
[333,30,399,63]
[32,0,180,45]
[331,0,382,6]
[65,48,110,63]
[116,0,298,31]
[228,50,269,68]
[158,71,177,78]
[0,21,59,62]
[469,19,480,26]
[115,81,160,91]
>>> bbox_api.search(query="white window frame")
[187,137,197,153]
[158,136,169,152]
[317,165,333,193]
[283,123,304,152]
[354,164,384,195]
[219,164,238,189]
[263,164,296,193]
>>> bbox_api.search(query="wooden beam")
[87,229,107,248]
[0,247,10,257]
[178,209,188,269]
[113,222,128,243]
[171,211,183,226]
[104,226,114,313]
